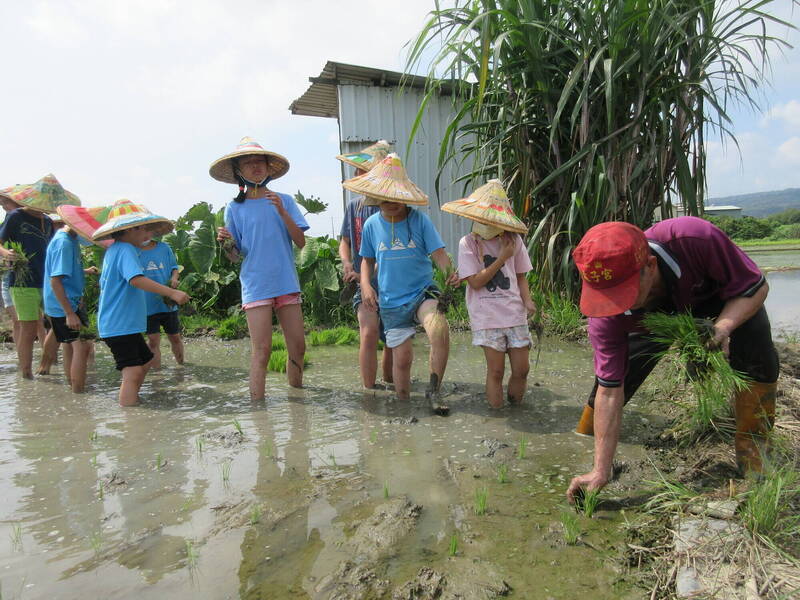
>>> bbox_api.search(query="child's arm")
[430,248,459,286]
[339,237,358,282]
[130,276,190,305]
[517,273,537,316]
[359,257,378,310]
[267,191,305,249]
[464,233,515,289]
[217,227,241,263]
[50,275,82,330]
[169,268,179,288]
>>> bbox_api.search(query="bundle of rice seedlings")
[643,312,747,441]
[1,241,32,284]
[267,349,309,373]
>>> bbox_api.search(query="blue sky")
[0,1,797,235]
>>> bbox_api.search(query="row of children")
[211,137,537,411]
[0,175,188,404]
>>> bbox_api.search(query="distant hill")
[706,188,800,217]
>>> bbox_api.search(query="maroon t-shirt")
[588,217,765,386]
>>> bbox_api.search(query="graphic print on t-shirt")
[482,254,510,292]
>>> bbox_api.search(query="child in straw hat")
[92,201,190,406]
[139,237,184,368]
[211,137,309,401]
[346,154,459,413]
[42,214,100,393]
[337,140,394,390]
[441,180,537,408]
[0,180,57,379]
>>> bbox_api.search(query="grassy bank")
[735,238,800,250]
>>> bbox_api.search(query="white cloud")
[25,1,89,46]
[763,100,800,129]
[775,137,800,166]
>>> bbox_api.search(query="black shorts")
[48,307,92,343]
[103,333,154,370]
[146,311,181,335]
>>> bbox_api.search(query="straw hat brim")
[336,154,381,172]
[4,181,81,214]
[92,213,174,241]
[57,205,114,248]
[209,149,290,184]
[342,178,428,206]
[441,202,528,234]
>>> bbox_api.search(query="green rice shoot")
[474,487,488,516]
[561,510,580,545]
[308,327,359,346]
[267,350,309,373]
[1,241,32,284]
[497,464,509,484]
[448,533,458,557]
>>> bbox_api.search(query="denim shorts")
[380,286,439,348]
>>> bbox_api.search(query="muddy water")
[747,250,800,337]
[0,334,649,599]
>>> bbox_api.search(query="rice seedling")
[220,461,232,484]
[195,437,204,455]
[643,313,747,440]
[575,489,600,518]
[369,430,377,444]
[308,327,359,346]
[267,349,309,373]
[448,533,458,557]
[474,487,488,516]
[740,465,800,543]
[155,453,166,470]
[383,481,390,499]
[1,241,32,284]
[327,451,337,467]
[250,504,262,525]
[517,438,528,460]
[9,523,22,552]
[89,531,102,556]
[89,431,98,443]
[643,464,700,514]
[271,333,286,351]
[91,454,98,468]
[185,539,199,570]
[232,419,243,436]
[97,483,104,501]
[560,510,580,546]
[497,464,509,484]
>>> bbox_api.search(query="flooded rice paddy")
[748,249,800,337]
[0,333,653,599]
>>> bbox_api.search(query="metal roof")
[289,61,456,119]
[705,205,742,211]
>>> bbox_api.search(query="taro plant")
[406,0,795,294]
[295,235,354,327]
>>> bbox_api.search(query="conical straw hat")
[441,179,527,234]
[209,136,290,184]
[336,140,393,171]
[57,204,115,248]
[342,153,428,206]
[91,200,174,241]
[3,174,81,213]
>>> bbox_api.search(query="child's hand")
[342,261,359,282]
[446,271,460,287]
[498,233,516,261]
[170,278,179,289]
[84,266,99,276]
[361,285,378,311]
[5,249,18,263]
[169,289,190,305]
[65,311,82,331]
[524,299,537,317]
[266,191,288,217]
[216,227,232,242]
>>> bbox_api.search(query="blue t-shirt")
[339,196,380,273]
[43,230,85,317]
[0,208,54,287]
[359,208,445,308]
[224,192,309,304]
[140,241,179,315]
[98,241,146,338]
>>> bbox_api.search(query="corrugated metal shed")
[289,61,472,255]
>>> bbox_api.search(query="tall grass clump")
[740,466,800,546]
[542,292,584,339]
[643,313,747,441]
[406,0,794,294]
[215,313,248,340]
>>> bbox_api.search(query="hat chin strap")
[235,169,271,188]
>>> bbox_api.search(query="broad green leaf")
[188,221,216,274]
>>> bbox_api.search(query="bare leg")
[119,364,147,406]
[245,305,274,401]
[167,333,184,365]
[357,303,380,389]
[37,328,59,374]
[482,346,506,409]
[507,346,530,404]
[70,340,92,393]
[418,299,449,385]
[36,318,47,346]
[147,333,162,369]
[276,303,305,388]
[4,307,19,346]
[382,346,394,384]
[17,321,37,379]
[62,342,74,386]
[391,338,413,400]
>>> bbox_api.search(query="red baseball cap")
[573,222,649,317]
